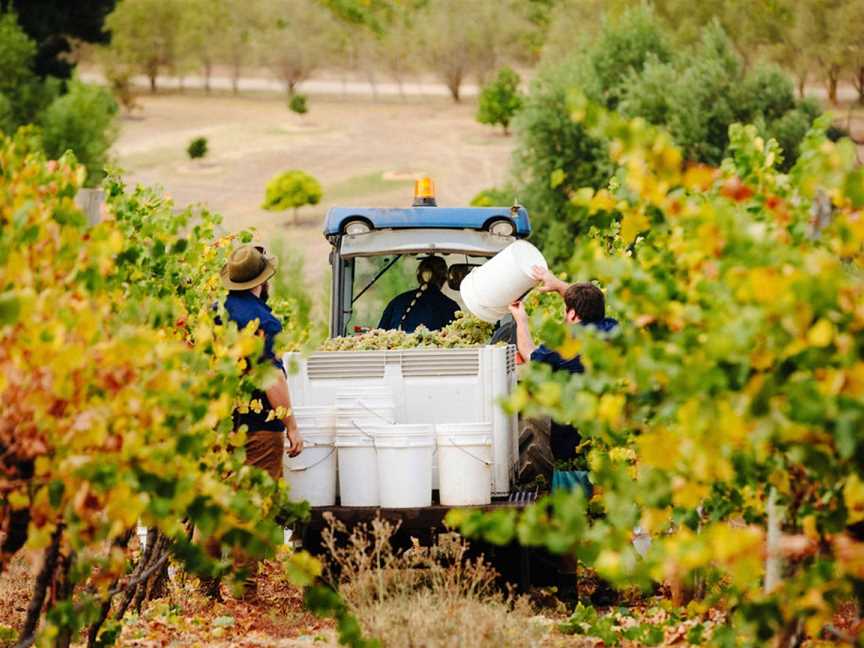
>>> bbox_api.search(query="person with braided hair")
[378,256,460,333]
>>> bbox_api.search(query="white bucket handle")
[285,447,336,472]
[351,420,377,446]
[356,399,395,424]
[447,437,493,466]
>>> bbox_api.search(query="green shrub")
[187,136,208,159]
[40,80,118,186]
[470,186,517,207]
[476,67,523,135]
[289,93,308,115]
[587,6,673,109]
[513,9,823,266]
[262,169,323,225]
[0,11,58,128]
[511,58,612,267]
[0,93,14,134]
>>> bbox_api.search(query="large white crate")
[284,345,517,496]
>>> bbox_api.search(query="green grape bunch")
[319,311,496,352]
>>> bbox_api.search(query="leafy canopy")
[262,170,324,216]
[476,67,523,135]
[451,95,864,644]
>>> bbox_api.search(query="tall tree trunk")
[797,72,807,99]
[231,61,240,95]
[855,65,864,106]
[827,66,839,105]
[366,70,378,101]
[204,60,212,94]
[148,73,157,94]
[447,74,462,103]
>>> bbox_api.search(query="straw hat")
[220,245,277,290]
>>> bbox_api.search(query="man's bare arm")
[531,265,569,298]
[508,301,536,361]
[265,375,303,457]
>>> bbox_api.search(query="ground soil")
[114,92,517,289]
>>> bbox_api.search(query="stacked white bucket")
[460,240,548,324]
[335,387,398,506]
[284,386,494,508]
[436,423,493,506]
[283,406,338,506]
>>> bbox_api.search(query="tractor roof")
[322,206,531,237]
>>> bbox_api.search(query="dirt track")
[114,93,516,287]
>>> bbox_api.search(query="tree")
[289,93,309,115]
[836,0,864,104]
[415,0,524,103]
[40,80,118,185]
[186,136,207,159]
[104,0,184,93]
[370,10,418,99]
[260,0,336,97]
[219,0,265,95]
[513,7,821,267]
[0,10,49,128]
[0,0,116,79]
[262,170,323,224]
[476,67,523,135]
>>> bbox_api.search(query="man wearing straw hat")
[221,244,303,476]
[201,245,303,601]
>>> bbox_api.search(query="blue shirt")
[378,286,460,333]
[529,316,618,460]
[224,291,285,432]
[529,317,619,374]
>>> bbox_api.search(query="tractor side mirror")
[447,263,479,291]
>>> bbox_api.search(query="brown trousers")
[245,429,285,480]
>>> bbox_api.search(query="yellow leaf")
[673,479,709,509]
[588,189,616,214]
[555,334,581,359]
[598,394,625,428]
[620,209,650,242]
[535,382,561,408]
[807,318,834,347]
[844,474,864,524]
[8,490,29,510]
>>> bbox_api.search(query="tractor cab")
[324,178,532,336]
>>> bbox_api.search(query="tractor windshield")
[347,253,488,333]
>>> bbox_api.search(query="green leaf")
[0,292,21,325]
[550,168,567,189]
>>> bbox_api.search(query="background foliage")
[452,94,864,645]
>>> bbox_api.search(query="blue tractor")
[323,178,531,336]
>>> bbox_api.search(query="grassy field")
[113,93,517,289]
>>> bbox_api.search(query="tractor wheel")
[516,415,554,486]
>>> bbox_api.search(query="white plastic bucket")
[436,423,493,506]
[460,240,547,322]
[336,387,396,427]
[335,426,378,506]
[369,424,434,508]
[284,406,337,506]
[460,272,509,323]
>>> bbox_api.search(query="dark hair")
[416,256,448,288]
[564,282,605,323]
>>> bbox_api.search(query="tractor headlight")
[344,220,372,235]
[489,220,515,236]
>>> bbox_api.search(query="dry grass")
[320,515,554,648]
